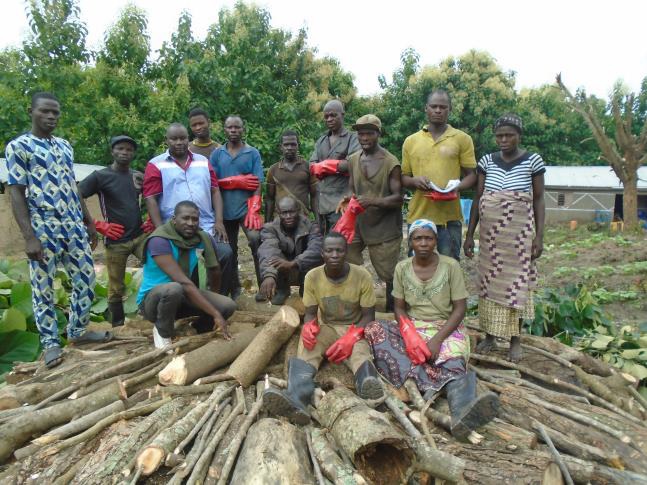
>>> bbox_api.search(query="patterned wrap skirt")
[365,319,469,394]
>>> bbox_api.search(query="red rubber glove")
[141,217,155,234]
[325,324,365,363]
[310,159,348,179]
[398,315,431,365]
[95,220,125,240]
[219,174,260,191]
[301,317,320,350]
[332,196,365,244]
[424,191,458,201]
[243,194,263,231]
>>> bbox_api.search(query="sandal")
[69,330,113,345]
[44,346,63,369]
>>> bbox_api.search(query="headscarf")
[408,219,437,239]
[493,113,523,134]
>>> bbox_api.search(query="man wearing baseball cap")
[334,114,403,312]
[79,135,149,326]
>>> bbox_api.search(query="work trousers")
[30,234,95,349]
[223,218,261,291]
[140,282,237,338]
[347,236,402,283]
[297,323,373,373]
[317,211,342,236]
[105,233,147,303]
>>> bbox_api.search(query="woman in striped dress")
[463,114,545,362]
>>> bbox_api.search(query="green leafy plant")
[0,258,141,382]
[577,322,647,382]
[525,284,610,345]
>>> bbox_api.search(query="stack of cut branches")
[0,308,646,485]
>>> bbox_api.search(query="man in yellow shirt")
[402,90,476,260]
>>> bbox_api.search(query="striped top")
[477,151,545,192]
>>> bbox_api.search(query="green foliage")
[578,323,647,381]
[526,284,610,345]
[0,331,41,382]
[0,257,141,381]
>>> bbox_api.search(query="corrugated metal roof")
[544,166,647,191]
[0,158,104,183]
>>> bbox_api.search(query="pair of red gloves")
[96,217,157,240]
[301,318,365,363]
[424,191,458,201]
[310,159,348,179]
[332,196,365,244]
[218,175,263,230]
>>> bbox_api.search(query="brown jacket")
[258,216,323,281]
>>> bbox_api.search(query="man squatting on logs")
[136,200,237,348]
[263,231,385,424]
[257,196,323,305]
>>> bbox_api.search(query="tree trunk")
[317,387,414,485]
[136,400,210,475]
[622,172,639,228]
[158,327,261,386]
[227,306,300,387]
[310,427,367,485]
[0,380,123,463]
[229,418,314,485]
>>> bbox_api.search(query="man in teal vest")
[137,200,237,348]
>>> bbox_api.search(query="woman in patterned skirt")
[365,219,498,439]
[463,113,545,362]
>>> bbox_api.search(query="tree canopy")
[0,0,644,175]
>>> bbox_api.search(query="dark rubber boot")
[385,282,394,313]
[354,360,384,400]
[108,301,125,327]
[447,370,499,440]
[263,357,316,425]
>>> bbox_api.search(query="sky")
[2,0,646,98]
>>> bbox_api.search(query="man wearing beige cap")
[335,114,403,312]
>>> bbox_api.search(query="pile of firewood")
[0,295,646,484]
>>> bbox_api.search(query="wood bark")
[229,418,315,485]
[158,327,261,385]
[310,427,367,485]
[227,306,301,387]
[0,380,124,462]
[317,387,414,485]
[497,387,647,473]
[216,398,264,485]
[136,400,210,475]
[206,414,245,483]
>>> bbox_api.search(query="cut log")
[206,414,245,483]
[0,380,124,462]
[310,427,366,485]
[158,328,261,386]
[317,387,414,485]
[216,398,264,485]
[136,400,210,475]
[229,418,315,484]
[541,463,565,485]
[227,306,301,387]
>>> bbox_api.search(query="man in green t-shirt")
[263,232,384,424]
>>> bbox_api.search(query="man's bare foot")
[476,334,496,354]
[508,337,522,363]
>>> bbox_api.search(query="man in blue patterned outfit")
[6,92,111,369]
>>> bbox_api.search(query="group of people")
[6,88,545,439]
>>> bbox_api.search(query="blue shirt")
[5,132,85,239]
[137,237,201,304]
[210,143,264,220]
